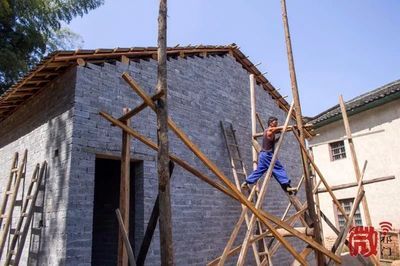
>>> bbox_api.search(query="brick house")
[0,45,304,265]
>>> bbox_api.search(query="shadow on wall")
[39,111,71,265]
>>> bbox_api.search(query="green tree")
[0,0,104,92]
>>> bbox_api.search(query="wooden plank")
[118,108,131,266]
[339,95,372,225]
[136,162,175,266]
[101,110,341,264]
[316,175,395,193]
[116,209,137,266]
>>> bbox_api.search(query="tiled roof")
[0,44,292,122]
[310,80,400,128]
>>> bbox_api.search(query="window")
[329,140,346,161]
[337,198,363,230]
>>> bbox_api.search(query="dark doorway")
[91,158,141,265]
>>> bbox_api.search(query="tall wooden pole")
[250,74,258,171]
[118,108,131,266]
[339,95,372,225]
[280,0,324,264]
[156,0,174,265]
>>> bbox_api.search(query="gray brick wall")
[0,53,305,265]
[0,68,76,265]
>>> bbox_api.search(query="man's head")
[268,116,278,127]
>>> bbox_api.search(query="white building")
[308,80,400,262]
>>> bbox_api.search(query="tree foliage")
[0,0,104,92]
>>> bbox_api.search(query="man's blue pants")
[246,151,290,185]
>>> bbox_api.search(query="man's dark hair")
[268,116,278,126]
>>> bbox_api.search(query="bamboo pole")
[316,175,394,193]
[250,73,269,262]
[280,0,324,263]
[118,108,131,266]
[339,95,372,225]
[119,74,341,264]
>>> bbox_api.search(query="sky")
[68,0,400,117]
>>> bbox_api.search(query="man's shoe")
[241,181,250,191]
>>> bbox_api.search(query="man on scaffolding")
[241,116,296,194]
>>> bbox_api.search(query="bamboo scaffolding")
[102,76,342,264]
[236,102,295,266]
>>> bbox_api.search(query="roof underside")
[0,44,291,123]
[310,80,400,128]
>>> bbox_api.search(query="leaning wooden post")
[280,0,324,263]
[156,0,174,264]
[118,108,131,266]
[339,95,372,225]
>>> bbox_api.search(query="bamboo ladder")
[0,150,28,258]
[220,121,270,265]
[4,161,46,265]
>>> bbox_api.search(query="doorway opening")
[91,157,142,265]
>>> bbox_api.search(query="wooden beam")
[120,73,341,264]
[77,58,86,67]
[339,95,372,225]
[116,209,137,266]
[121,55,130,65]
[118,108,131,266]
[117,90,164,122]
[316,175,395,193]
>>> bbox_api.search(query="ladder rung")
[0,214,7,219]
[21,212,28,217]
[31,178,38,182]
[11,168,18,172]
[26,195,34,200]
[228,143,239,147]
[236,171,246,175]
[259,251,269,256]
[6,190,13,195]
[9,250,16,255]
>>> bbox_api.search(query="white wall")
[309,98,400,248]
